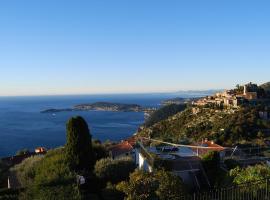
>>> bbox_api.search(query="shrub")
[17,149,81,200]
[92,141,108,162]
[94,157,135,185]
[117,169,185,200]
[11,155,43,187]
[230,164,270,184]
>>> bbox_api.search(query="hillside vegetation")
[139,105,270,146]
[145,104,186,127]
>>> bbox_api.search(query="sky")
[0,0,270,96]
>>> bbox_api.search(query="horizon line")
[0,89,224,98]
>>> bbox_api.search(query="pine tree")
[65,116,94,172]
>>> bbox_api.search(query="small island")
[41,102,156,113]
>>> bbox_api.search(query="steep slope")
[145,104,186,127]
[139,106,270,146]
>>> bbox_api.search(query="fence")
[181,178,270,200]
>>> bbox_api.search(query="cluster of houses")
[109,137,227,190]
[109,135,270,190]
[193,82,261,108]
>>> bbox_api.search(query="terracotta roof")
[35,147,47,153]
[203,141,225,150]
[192,141,225,155]
[109,141,134,158]
[126,136,137,146]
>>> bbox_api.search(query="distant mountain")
[260,82,270,92]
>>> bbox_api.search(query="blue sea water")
[0,94,176,157]
[0,93,208,157]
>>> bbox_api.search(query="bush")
[16,149,81,200]
[230,164,270,184]
[117,169,185,200]
[94,157,135,185]
[11,155,44,187]
[92,141,108,162]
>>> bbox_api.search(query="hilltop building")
[193,82,262,108]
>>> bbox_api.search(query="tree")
[65,116,94,172]
[116,169,185,200]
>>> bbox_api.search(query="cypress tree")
[65,116,94,172]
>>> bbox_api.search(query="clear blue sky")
[0,0,270,96]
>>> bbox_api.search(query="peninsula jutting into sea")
[40,101,157,113]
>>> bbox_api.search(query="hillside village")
[193,82,269,109]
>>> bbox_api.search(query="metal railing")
[181,178,270,200]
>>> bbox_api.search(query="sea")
[0,93,210,157]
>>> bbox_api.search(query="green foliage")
[154,170,186,200]
[230,164,270,185]
[13,148,81,200]
[92,141,108,162]
[116,170,158,200]
[11,155,43,187]
[201,151,220,164]
[140,106,270,146]
[65,116,94,172]
[145,104,186,127]
[116,169,185,200]
[94,157,135,185]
